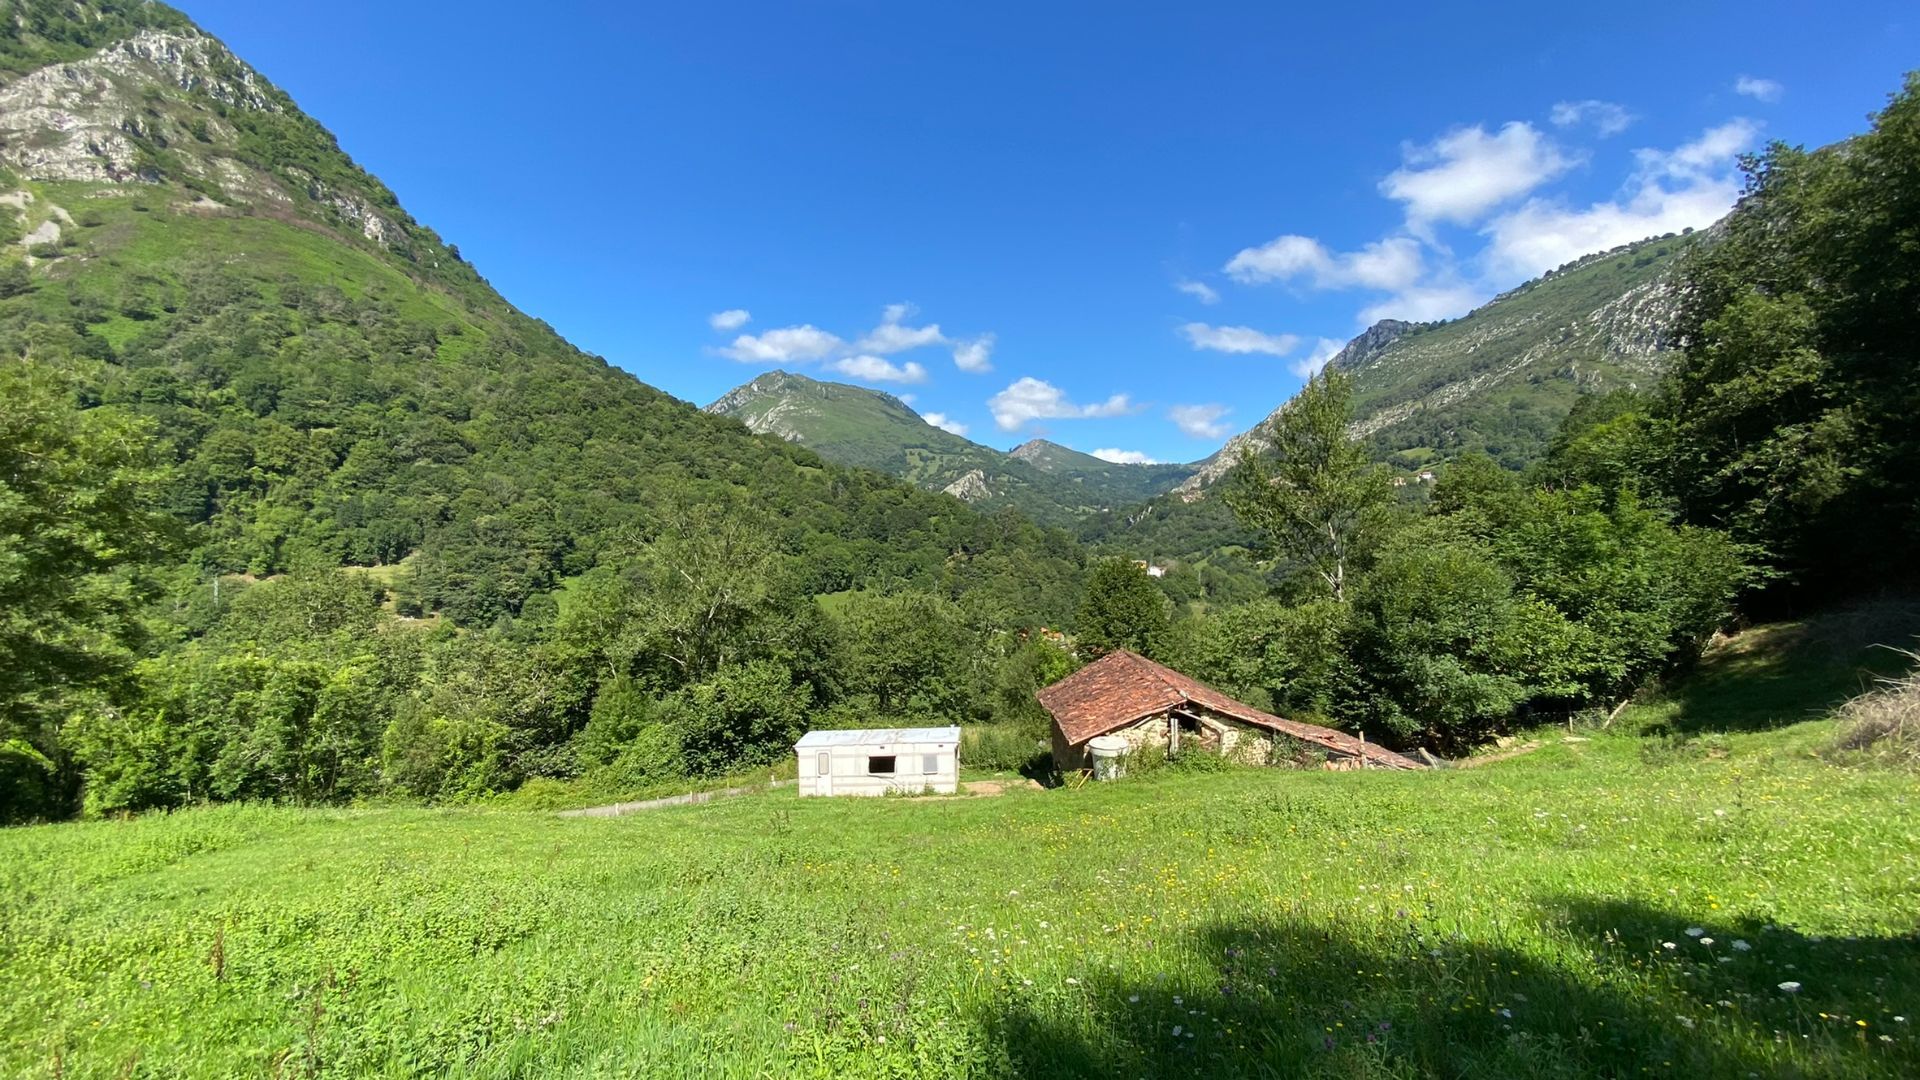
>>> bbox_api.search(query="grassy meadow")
[3,616,1917,1079]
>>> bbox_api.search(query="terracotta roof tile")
[1037,650,1424,770]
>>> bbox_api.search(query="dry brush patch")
[1830,649,1920,768]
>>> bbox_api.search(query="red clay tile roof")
[1036,650,1424,770]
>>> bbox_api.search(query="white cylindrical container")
[1088,735,1129,781]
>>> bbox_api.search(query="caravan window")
[922,754,939,774]
[868,755,896,774]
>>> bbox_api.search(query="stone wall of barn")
[1053,707,1375,775]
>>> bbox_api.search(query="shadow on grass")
[1554,897,1920,1030]
[980,900,1918,1078]
[1652,600,1920,735]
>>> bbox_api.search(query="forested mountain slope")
[708,369,1194,525]
[0,2,1107,819]
[1180,232,1698,491]
[0,4,1087,626]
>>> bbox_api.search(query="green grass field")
[3,616,1916,1078]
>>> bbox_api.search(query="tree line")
[2,75,1914,820]
[1093,75,1920,750]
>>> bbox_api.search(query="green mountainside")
[1180,231,1699,492]
[0,4,1089,627]
[706,370,1194,525]
[707,231,1702,541]
[699,234,1704,592]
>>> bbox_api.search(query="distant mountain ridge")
[705,370,1195,525]
[1178,231,1699,493]
[715,231,1702,521]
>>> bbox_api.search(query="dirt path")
[557,776,1038,817]
[558,780,793,818]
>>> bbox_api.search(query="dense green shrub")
[960,724,1046,773]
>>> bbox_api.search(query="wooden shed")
[795,726,960,797]
[1037,650,1423,773]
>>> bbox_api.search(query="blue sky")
[184,1,1912,464]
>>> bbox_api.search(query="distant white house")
[795,727,960,797]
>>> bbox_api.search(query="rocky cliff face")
[1008,439,1058,467]
[941,469,993,501]
[1327,319,1415,373]
[0,17,456,271]
[0,32,271,180]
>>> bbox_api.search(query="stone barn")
[1037,650,1423,773]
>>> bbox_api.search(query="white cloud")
[717,324,844,363]
[1483,119,1759,278]
[1179,322,1300,357]
[1638,118,1762,180]
[952,333,995,373]
[1293,336,1346,378]
[855,303,948,354]
[1175,279,1220,304]
[1217,110,1757,345]
[1091,448,1159,464]
[1168,403,1232,440]
[1734,75,1783,103]
[1550,99,1633,137]
[1358,283,1486,325]
[1225,234,1324,283]
[921,411,968,436]
[1224,235,1424,291]
[829,355,928,384]
[1381,122,1575,230]
[1338,237,1428,290]
[714,302,995,376]
[988,377,1136,432]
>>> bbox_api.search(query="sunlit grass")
[2,713,1915,1078]
[5,607,1916,1077]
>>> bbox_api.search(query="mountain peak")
[1327,319,1417,373]
[1009,438,1067,462]
[0,8,471,288]
[702,375,1196,523]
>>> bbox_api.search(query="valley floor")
[2,621,1917,1079]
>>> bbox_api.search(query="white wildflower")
[1128,995,1139,1003]
[1663,942,1678,950]
[1700,937,1715,946]
[1172,1025,1182,1037]
[1686,927,1706,938]
[1778,981,1802,993]
[1732,940,1751,951]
